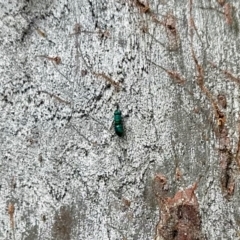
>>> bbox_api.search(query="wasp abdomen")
[114,109,124,136]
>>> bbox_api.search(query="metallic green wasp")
[114,105,124,137]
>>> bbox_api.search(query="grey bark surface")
[1,0,240,239]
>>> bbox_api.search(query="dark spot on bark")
[51,206,73,240]
[172,229,178,238]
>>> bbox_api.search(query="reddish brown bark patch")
[218,126,235,199]
[153,175,205,240]
[224,3,233,25]
[217,94,227,109]
[217,0,225,7]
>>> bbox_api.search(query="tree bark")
[1,0,240,239]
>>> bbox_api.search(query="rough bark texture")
[1,0,240,239]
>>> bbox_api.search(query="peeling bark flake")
[153,174,205,240]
